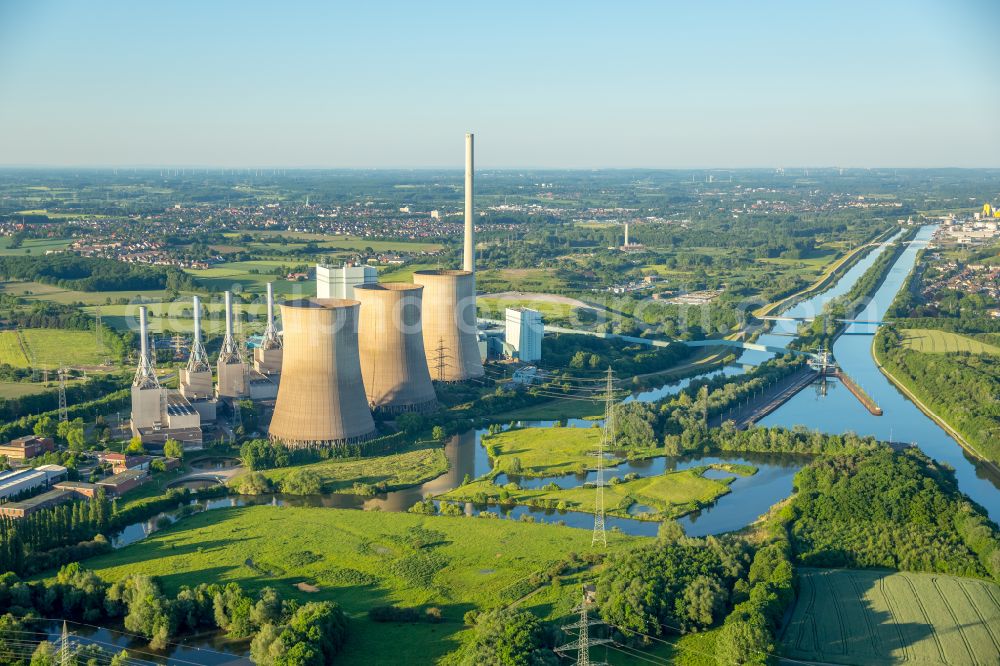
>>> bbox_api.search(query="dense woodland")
[875,327,1000,465]
[0,255,195,293]
[787,447,1000,581]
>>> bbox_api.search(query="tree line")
[0,564,347,665]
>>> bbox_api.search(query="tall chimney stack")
[192,295,202,348]
[224,291,234,340]
[463,132,474,273]
[625,222,630,247]
[132,305,160,389]
[260,282,282,351]
[266,283,275,327]
[139,306,149,362]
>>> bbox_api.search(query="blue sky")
[0,0,997,167]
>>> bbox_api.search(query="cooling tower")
[268,298,376,448]
[354,283,437,414]
[413,269,484,381]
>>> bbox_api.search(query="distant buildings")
[316,263,378,299]
[505,307,543,362]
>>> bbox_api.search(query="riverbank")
[754,225,898,319]
[872,334,1000,474]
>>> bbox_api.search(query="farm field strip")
[782,569,1000,666]
[900,328,1000,355]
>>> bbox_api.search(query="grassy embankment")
[782,568,1000,666]
[436,427,755,520]
[81,505,661,665]
[230,445,449,494]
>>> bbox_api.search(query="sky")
[0,0,998,168]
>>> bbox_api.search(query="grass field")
[233,445,449,494]
[80,505,646,665]
[782,568,1000,665]
[900,328,1000,355]
[477,296,598,323]
[0,237,74,255]
[0,280,173,305]
[482,427,610,477]
[0,329,105,367]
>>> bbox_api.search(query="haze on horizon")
[1,0,998,169]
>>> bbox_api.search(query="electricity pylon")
[58,367,68,422]
[593,368,614,548]
[556,585,609,666]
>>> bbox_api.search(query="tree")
[125,436,145,455]
[110,651,131,666]
[279,469,322,496]
[29,641,56,666]
[33,415,57,439]
[681,575,727,627]
[715,613,771,665]
[163,438,184,460]
[456,608,557,666]
[432,426,446,441]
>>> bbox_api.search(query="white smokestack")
[192,295,202,347]
[463,132,474,273]
[625,223,630,247]
[224,291,234,340]
[139,306,149,360]
[266,283,274,326]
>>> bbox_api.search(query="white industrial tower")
[216,290,248,397]
[132,306,159,390]
[463,132,475,273]
[261,283,281,350]
[187,295,211,373]
[254,282,284,376]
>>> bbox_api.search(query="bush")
[279,469,322,495]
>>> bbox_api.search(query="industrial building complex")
[125,132,538,453]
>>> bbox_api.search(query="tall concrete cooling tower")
[413,269,484,382]
[268,298,376,448]
[354,283,437,414]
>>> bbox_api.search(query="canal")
[120,224,998,554]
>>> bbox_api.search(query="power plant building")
[179,295,217,422]
[316,263,377,299]
[505,307,543,362]
[254,282,283,376]
[413,269,484,381]
[216,291,248,399]
[268,298,376,448]
[131,306,202,448]
[355,283,437,414]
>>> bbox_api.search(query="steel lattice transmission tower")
[57,367,68,423]
[556,585,609,666]
[592,367,615,548]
